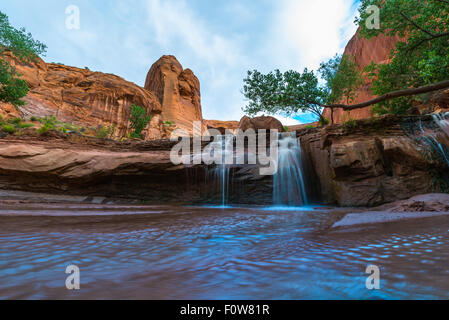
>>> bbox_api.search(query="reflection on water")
[0,205,448,300]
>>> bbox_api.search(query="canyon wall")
[0,52,207,140]
[299,116,448,206]
[322,28,401,124]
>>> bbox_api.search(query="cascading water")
[431,112,449,166]
[204,135,235,207]
[273,132,308,206]
[433,112,449,137]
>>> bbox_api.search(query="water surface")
[1,205,448,299]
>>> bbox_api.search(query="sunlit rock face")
[322,27,401,124]
[0,51,167,140]
[144,55,203,135]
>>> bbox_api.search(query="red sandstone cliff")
[145,55,203,135]
[322,28,401,123]
[0,52,207,140]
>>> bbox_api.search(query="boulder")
[238,116,284,132]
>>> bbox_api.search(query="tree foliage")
[129,104,151,139]
[242,54,362,124]
[357,0,449,115]
[319,54,364,105]
[0,11,46,107]
[242,1,449,122]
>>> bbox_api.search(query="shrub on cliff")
[0,11,46,108]
[94,125,114,139]
[129,104,151,139]
[1,124,15,134]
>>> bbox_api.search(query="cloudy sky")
[2,0,359,124]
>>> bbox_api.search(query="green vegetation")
[357,0,449,115]
[9,117,21,125]
[242,1,448,123]
[94,125,114,139]
[343,119,358,131]
[283,126,290,132]
[163,121,174,126]
[34,115,79,135]
[0,116,34,134]
[17,122,34,129]
[319,54,364,105]
[305,125,315,130]
[242,53,363,125]
[0,11,46,107]
[129,104,151,139]
[1,123,15,133]
[37,122,53,135]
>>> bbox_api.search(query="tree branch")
[407,32,449,52]
[324,79,449,111]
[400,12,435,37]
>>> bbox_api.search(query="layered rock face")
[0,133,271,204]
[299,116,447,206]
[1,52,208,140]
[144,55,203,135]
[322,28,401,124]
[0,51,169,140]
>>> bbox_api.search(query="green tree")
[356,0,449,115]
[242,68,328,124]
[129,104,151,139]
[0,11,46,107]
[242,54,363,124]
[319,54,364,105]
[242,1,449,122]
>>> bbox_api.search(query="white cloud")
[268,0,358,71]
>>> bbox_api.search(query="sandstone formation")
[0,52,210,140]
[238,115,285,132]
[0,51,169,140]
[203,119,240,134]
[0,132,271,204]
[299,116,447,206]
[144,55,203,135]
[322,28,401,124]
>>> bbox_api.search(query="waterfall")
[433,112,449,137]
[431,112,449,166]
[273,132,308,206]
[204,135,235,207]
